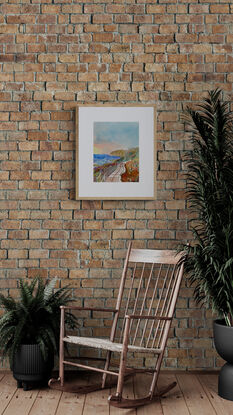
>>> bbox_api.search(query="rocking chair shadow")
[49,242,185,409]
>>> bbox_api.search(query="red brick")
[93,33,114,42]
[210,4,229,13]
[189,5,209,13]
[0,260,17,268]
[147,5,166,13]
[29,230,49,239]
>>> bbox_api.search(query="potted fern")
[182,89,233,400]
[0,277,77,390]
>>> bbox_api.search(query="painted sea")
[94,154,120,166]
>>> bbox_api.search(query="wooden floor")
[0,371,233,415]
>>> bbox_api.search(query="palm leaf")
[180,89,233,325]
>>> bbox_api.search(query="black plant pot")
[213,319,233,401]
[12,344,54,391]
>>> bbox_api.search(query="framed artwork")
[75,104,156,200]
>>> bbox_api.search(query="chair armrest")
[60,306,117,313]
[126,314,172,321]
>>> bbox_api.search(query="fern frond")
[0,277,77,363]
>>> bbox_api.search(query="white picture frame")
[75,104,156,200]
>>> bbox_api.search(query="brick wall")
[0,0,232,370]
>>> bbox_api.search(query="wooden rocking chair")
[49,242,184,409]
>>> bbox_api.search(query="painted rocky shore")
[93,147,139,183]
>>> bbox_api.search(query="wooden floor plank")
[1,371,232,415]
[28,387,62,415]
[0,373,18,414]
[135,373,163,415]
[198,373,233,415]
[176,373,217,415]
[83,387,110,415]
[110,375,135,415]
[0,372,5,382]
[2,385,39,415]
[55,373,89,415]
[159,373,190,415]
[83,373,109,415]
[55,391,86,415]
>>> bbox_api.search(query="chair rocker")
[49,242,184,409]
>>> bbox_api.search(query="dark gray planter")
[213,319,233,401]
[12,344,54,391]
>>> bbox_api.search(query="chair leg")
[102,351,112,388]
[116,348,127,396]
[59,347,64,387]
[59,307,65,387]
[149,353,162,397]
[117,317,130,397]
[109,317,130,403]
[109,351,176,409]
[149,352,177,400]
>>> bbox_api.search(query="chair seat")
[63,336,162,354]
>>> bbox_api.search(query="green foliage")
[181,89,233,326]
[0,277,77,365]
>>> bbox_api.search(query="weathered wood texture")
[0,372,231,415]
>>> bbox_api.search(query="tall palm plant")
[182,89,233,326]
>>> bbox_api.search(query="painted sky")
[94,122,139,154]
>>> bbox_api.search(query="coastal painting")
[76,105,155,200]
[93,122,139,183]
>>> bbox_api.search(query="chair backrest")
[111,242,184,350]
